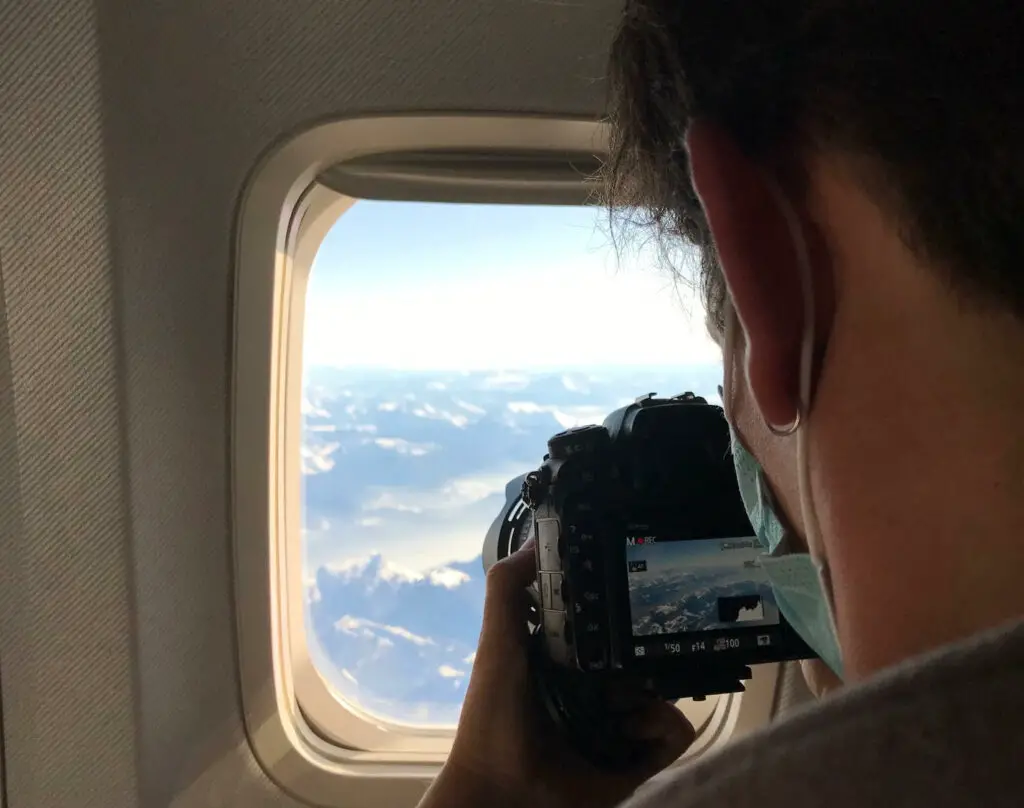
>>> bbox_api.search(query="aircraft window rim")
[232,115,764,808]
[282,183,735,757]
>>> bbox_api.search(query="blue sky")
[303,201,720,370]
[299,201,726,573]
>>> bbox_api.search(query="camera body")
[485,392,814,705]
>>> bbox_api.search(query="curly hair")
[603,0,1024,333]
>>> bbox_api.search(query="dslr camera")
[483,392,814,766]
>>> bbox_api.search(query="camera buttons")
[537,518,561,572]
[542,609,572,667]
[541,572,565,610]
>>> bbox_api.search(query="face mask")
[728,426,844,677]
[721,187,844,679]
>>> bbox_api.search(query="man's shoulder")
[628,618,1024,808]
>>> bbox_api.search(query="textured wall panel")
[0,1,140,807]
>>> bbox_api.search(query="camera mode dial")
[521,467,551,509]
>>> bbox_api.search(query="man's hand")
[419,540,695,808]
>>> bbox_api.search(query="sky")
[303,201,720,370]
[300,201,725,572]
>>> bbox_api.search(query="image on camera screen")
[626,536,780,636]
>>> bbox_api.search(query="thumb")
[620,700,696,780]
[478,539,537,654]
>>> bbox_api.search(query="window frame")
[232,115,778,808]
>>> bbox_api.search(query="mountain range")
[307,553,484,725]
[301,364,722,725]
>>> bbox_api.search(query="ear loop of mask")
[724,180,843,651]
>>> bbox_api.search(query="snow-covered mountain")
[306,553,485,725]
[301,364,723,725]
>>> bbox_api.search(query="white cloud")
[360,468,515,517]
[454,399,486,415]
[438,665,465,679]
[412,402,470,428]
[302,226,718,371]
[561,375,590,393]
[362,492,424,514]
[326,556,422,583]
[301,442,341,475]
[377,624,434,646]
[505,401,607,430]
[428,567,470,589]
[440,478,499,508]
[505,400,544,414]
[327,422,376,433]
[463,651,477,665]
[324,556,472,591]
[479,372,530,391]
[301,397,332,418]
[373,437,438,456]
[334,615,435,647]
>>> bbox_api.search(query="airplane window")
[301,201,722,728]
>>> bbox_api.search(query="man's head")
[604,0,1024,691]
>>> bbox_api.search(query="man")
[420,2,1024,806]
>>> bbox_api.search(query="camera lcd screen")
[624,534,784,660]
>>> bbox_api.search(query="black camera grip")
[527,628,664,771]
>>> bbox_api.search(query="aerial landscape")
[302,364,722,725]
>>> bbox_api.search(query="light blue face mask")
[721,182,844,679]
[728,428,845,678]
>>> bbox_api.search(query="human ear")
[685,120,814,430]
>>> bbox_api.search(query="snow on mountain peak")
[301,396,332,418]
[301,441,340,475]
[428,567,471,588]
[323,553,474,590]
[325,554,422,585]
[505,401,602,430]
[334,615,436,646]
[454,398,486,415]
[373,437,438,456]
[479,372,530,391]
[411,403,471,428]
[561,374,591,394]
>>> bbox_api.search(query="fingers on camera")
[487,538,536,591]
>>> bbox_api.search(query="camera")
[483,392,815,765]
